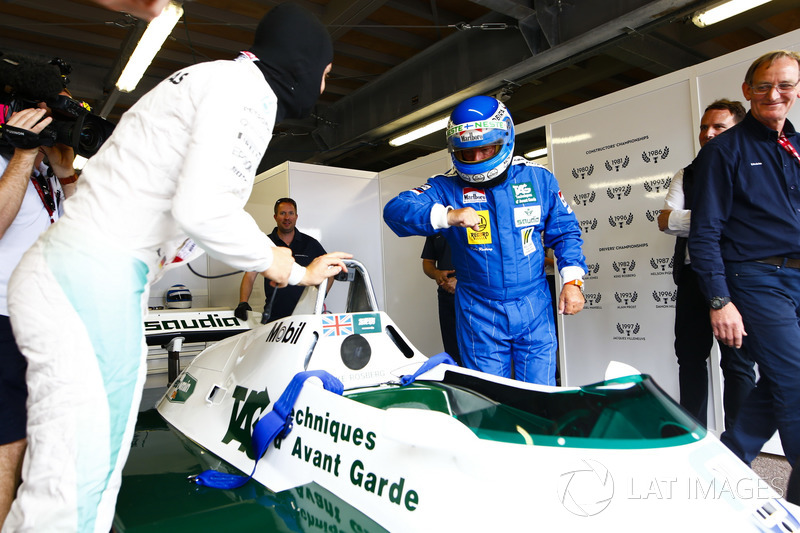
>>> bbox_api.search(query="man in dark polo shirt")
[236,197,326,322]
[689,50,800,467]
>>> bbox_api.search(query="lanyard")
[29,173,57,224]
[778,132,800,167]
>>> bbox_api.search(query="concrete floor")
[752,453,792,498]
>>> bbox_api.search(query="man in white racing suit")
[4,4,347,532]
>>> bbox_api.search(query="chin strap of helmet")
[460,167,509,190]
[190,370,344,489]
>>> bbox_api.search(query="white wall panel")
[379,151,452,357]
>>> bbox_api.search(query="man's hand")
[559,284,585,315]
[657,209,672,232]
[447,207,481,231]
[42,143,75,180]
[434,269,455,286]
[440,276,457,294]
[234,302,251,321]
[710,303,747,349]
[5,108,51,158]
[300,252,353,286]
[261,246,295,288]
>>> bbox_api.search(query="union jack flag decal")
[322,314,353,337]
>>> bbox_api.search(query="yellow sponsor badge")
[467,210,492,245]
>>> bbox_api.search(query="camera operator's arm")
[0,108,52,238]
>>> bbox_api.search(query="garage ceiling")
[1,0,798,173]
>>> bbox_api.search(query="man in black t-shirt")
[236,198,326,322]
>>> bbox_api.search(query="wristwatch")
[564,279,584,293]
[709,296,731,310]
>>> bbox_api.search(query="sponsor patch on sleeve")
[411,184,432,195]
[558,190,573,213]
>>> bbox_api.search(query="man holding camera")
[0,103,76,529]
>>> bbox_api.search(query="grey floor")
[752,453,793,497]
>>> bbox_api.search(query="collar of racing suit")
[248,3,333,123]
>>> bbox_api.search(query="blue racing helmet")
[165,284,192,309]
[446,96,515,184]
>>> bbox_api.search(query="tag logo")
[514,205,541,227]
[463,187,486,204]
[467,210,492,245]
[222,385,271,458]
[512,182,536,204]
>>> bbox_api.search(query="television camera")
[0,53,115,158]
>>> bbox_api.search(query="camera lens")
[79,122,102,156]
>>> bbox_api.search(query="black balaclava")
[249,3,333,123]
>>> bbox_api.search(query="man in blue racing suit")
[384,96,587,384]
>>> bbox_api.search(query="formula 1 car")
[116,260,800,532]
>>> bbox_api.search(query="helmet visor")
[453,142,501,164]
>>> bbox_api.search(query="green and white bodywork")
[152,261,799,532]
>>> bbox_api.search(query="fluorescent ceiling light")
[116,1,183,92]
[524,147,547,159]
[389,117,449,147]
[692,0,771,28]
